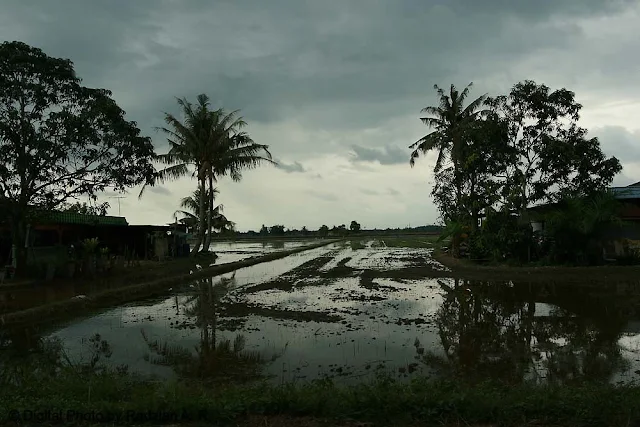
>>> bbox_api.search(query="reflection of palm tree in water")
[143,273,273,383]
[185,273,236,354]
[419,279,628,385]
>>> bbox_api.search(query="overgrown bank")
[432,247,640,282]
[1,239,341,328]
[2,368,640,426]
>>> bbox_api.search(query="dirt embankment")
[433,250,640,283]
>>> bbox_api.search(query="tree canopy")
[0,41,155,272]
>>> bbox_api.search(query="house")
[0,211,189,275]
[525,183,640,258]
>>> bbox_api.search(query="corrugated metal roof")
[37,211,128,226]
[610,187,640,200]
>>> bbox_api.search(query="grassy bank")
[432,248,640,283]
[2,368,639,426]
[1,239,341,328]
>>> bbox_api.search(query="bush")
[477,210,537,263]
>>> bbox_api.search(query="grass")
[2,365,640,426]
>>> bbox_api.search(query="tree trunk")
[9,215,28,277]
[470,176,478,233]
[202,173,214,252]
[191,178,206,255]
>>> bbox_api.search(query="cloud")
[592,126,640,163]
[350,145,409,165]
[2,0,640,230]
[306,190,339,202]
[274,159,306,173]
[148,186,173,196]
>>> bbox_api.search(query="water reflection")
[417,279,632,385]
[141,273,275,384]
[0,328,116,388]
[3,257,640,388]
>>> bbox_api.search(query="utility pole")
[109,196,126,216]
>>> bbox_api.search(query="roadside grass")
[2,366,640,426]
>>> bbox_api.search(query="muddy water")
[0,240,314,314]
[6,239,640,386]
[206,240,309,264]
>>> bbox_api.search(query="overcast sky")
[2,0,640,231]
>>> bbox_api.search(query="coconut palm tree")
[409,83,490,218]
[140,94,274,254]
[139,95,212,253]
[200,108,276,251]
[175,187,235,239]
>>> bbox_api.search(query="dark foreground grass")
[2,369,640,426]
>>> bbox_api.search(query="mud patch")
[220,303,343,323]
[242,253,340,293]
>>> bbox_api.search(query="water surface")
[6,239,640,386]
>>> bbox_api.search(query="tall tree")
[487,80,621,212]
[409,83,490,222]
[141,95,274,254]
[456,114,512,230]
[200,104,275,251]
[140,95,211,254]
[0,41,155,274]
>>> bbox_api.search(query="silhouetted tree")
[318,225,329,238]
[0,41,155,273]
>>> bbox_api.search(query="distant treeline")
[230,224,442,238]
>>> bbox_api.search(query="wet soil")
[220,303,343,323]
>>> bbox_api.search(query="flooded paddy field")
[5,238,640,387]
[0,239,318,314]
[206,239,311,264]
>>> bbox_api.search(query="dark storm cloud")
[2,0,635,153]
[445,0,635,20]
[1,0,163,80]
[274,159,306,173]
[351,145,409,165]
[2,0,639,230]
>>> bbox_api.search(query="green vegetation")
[0,41,156,275]
[2,357,640,426]
[410,81,623,266]
[175,187,235,235]
[139,94,275,255]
